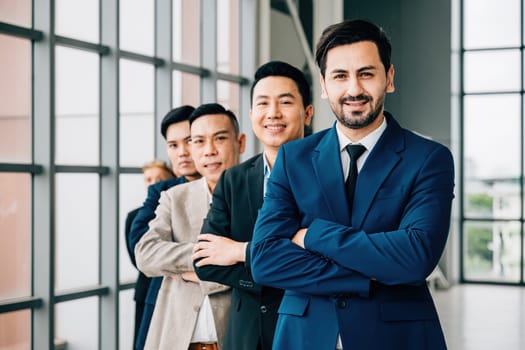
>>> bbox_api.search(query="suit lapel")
[352,115,405,228]
[312,126,352,226]
[246,154,264,222]
[190,178,211,230]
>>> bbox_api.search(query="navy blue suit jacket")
[251,113,454,349]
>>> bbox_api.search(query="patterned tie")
[345,144,366,214]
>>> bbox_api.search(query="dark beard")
[335,94,384,130]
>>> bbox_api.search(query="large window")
[461,0,525,284]
[0,1,254,348]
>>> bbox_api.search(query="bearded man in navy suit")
[251,19,454,350]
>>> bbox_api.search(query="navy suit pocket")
[278,295,309,316]
[380,301,437,322]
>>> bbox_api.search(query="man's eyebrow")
[191,129,231,139]
[328,68,348,75]
[212,130,231,137]
[254,94,269,101]
[277,93,296,99]
[254,92,296,100]
[329,65,378,74]
[357,65,377,72]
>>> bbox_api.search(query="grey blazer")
[135,178,231,350]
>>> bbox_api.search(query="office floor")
[432,284,525,350]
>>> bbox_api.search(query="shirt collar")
[263,151,271,178]
[202,177,213,204]
[336,115,387,152]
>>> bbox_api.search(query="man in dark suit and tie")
[250,20,454,349]
[192,61,313,350]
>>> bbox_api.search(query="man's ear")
[320,74,328,99]
[386,64,395,93]
[304,105,314,126]
[237,133,246,154]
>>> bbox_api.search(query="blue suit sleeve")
[128,178,180,267]
[305,146,455,285]
[251,149,371,297]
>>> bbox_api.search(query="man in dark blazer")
[250,20,455,349]
[192,61,313,349]
[127,105,201,350]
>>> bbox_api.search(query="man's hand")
[291,228,308,248]
[192,233,247,267]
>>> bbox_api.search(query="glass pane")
[0,173,31,300]
[173,0,200,64]
[463,221,521,282]
[463,95,520,219]
[0,310,30,350]
[120,0,154,55]
[119,173,146,283]
[172,71,201,107]
[119,289,135,350]
[463,0,520,49]
[217,80,240,118]
[55,297,98,349]
[216,0,239,74]
[55,46,99,165]
[0,35,31,163]
[55,174,99,291]
[55,0,99,43]
[120,59,154,167]
[464,50,520,93]
[0,0,31,27]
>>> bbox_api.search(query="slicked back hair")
[250,60,311,107]
[188,103,240,135]
[315,19,392,77]
[160,105,195,139]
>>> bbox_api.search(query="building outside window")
[461,0,525,284]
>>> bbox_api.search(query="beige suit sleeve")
[135,190,194,277]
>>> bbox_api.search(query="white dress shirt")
[190,180,219,344]
[334,116,387,349]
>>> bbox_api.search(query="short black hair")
[315,19,392,77]
[160,105,195,139]
[188,103,240,135]
[250,60,311,107]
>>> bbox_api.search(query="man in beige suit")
[135,103,246,350]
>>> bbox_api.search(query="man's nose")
[178,143,189,156]
[345,78,364,97]
[267,101,282,119]
[203,139,218,156]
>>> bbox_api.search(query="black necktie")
[345,144,366,213]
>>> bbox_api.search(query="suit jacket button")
[260,305,268,314]
[336,299,346,308]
